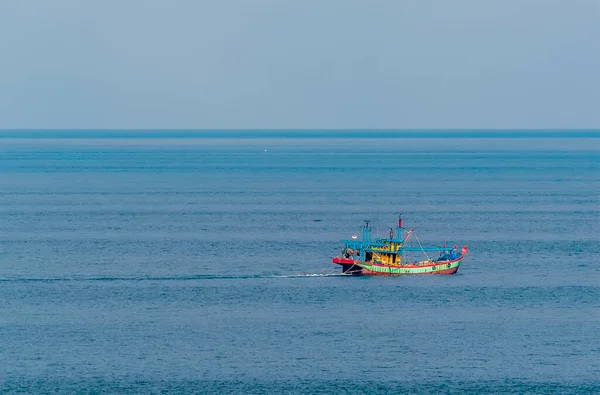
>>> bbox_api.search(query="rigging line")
[401,228,413,263]
[414,232,432,262]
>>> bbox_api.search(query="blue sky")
[0,0,598,129]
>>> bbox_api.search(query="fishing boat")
[332,216,468,275]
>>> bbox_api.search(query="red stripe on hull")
[361,266,459,276]
[332,258,355,264]
[433,266,460,275]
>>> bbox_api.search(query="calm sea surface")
[1,132,599,393]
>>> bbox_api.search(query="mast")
[397,214,402,242]
[398,214,404,263]
[362,220,371,242]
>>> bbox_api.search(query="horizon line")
[1,128,599,132]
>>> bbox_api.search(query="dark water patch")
[2,378,599,394]
[2,128,599,139]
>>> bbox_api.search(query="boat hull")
[332,255,464,276]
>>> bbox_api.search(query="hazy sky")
[0,0,598,129]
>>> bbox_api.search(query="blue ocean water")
[1,132,599,393]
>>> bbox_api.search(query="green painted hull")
[355,257,463,275]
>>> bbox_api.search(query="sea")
[0,130,599,394]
